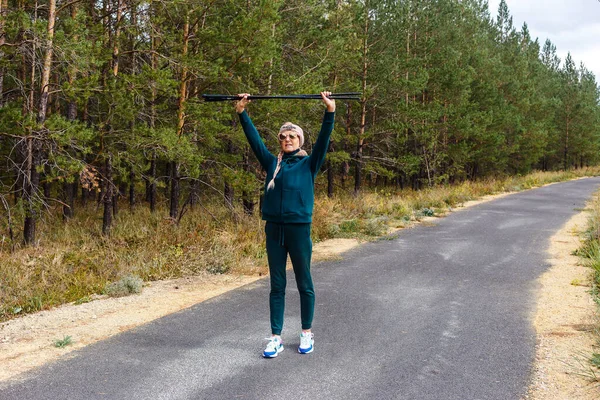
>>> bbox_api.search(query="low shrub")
[105,275,143,297]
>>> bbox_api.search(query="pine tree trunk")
[24,0,56,245]
[36,0,54,124]
[43,179,50,198]
[23,138,41,245]
[129,169,135,209]
[169,161,180,220]
[341,101,352,189]
[563,117,569,170]
[102,0,122,234]
[66,5,78,121]
[63,181,74,220]
[114,181,124,217]
[354,1,369,196]
[176,12,189,138]
[224,183,234,206]
[128,4,137,212]
[113,192,118,217]
[242,149,255,215]
[327,141,334,198]
[354,150,362,195]
[81,179,88,206]
[149,156,156,212]
[224,137,234,206]
[242,198,254,215]
[164,162,171,199]
[341,161,348,189]
[102,158,113,235]
[0,0,8,107]
[63,45,77,220]
[189,180,199,209]
[145,177,150,202]
[27,2,37,115]
[168,12,189,221]
[112,0,124,77]
[327,68,338,198]
[147,2,158,213]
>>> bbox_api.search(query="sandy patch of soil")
[0,273,260,382]
[313,238,360,261]
[526,208,600,399]
[459,192,513,208]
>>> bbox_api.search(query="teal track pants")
[265,222,314,335]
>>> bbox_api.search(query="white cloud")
[506,0,600,31]
[488,0,600,80]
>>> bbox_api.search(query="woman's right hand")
[235,93,251,113]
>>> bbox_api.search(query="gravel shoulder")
[527,203,599,399]
[1,189,598,398]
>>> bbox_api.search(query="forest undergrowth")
[1,167,599,322]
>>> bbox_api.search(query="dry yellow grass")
[1,167,600,321]
[0,204,269,320]
[574,191,600,382]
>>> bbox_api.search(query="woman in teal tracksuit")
[235,92,335,358]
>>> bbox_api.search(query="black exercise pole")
[202,93,361,102]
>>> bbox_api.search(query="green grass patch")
[74,296,92,305]
[53,336,73,348]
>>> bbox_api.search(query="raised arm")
[236,93,275,170]
[310,91,336,174]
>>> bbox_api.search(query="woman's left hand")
[321,91,336,112]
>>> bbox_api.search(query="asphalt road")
[2,177,600,400]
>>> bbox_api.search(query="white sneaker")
[263,336,284,358]
[298,332,314,354]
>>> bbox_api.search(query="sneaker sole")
[263,346,284,358]
[298,346,313,354]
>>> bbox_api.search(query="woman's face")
[279,130,300,153]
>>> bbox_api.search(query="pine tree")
[558,53,579,170]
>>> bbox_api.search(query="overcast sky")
[486,0,600,81]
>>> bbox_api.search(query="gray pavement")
[2,177,600,400]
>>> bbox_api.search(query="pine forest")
[1,1,600,315]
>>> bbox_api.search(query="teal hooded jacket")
[238,110,335,223]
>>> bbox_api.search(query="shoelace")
[300,333,313,347]
[264,337,281,351]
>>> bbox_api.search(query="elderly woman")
[235,91,335,358]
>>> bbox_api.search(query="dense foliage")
[0,0,599,247]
